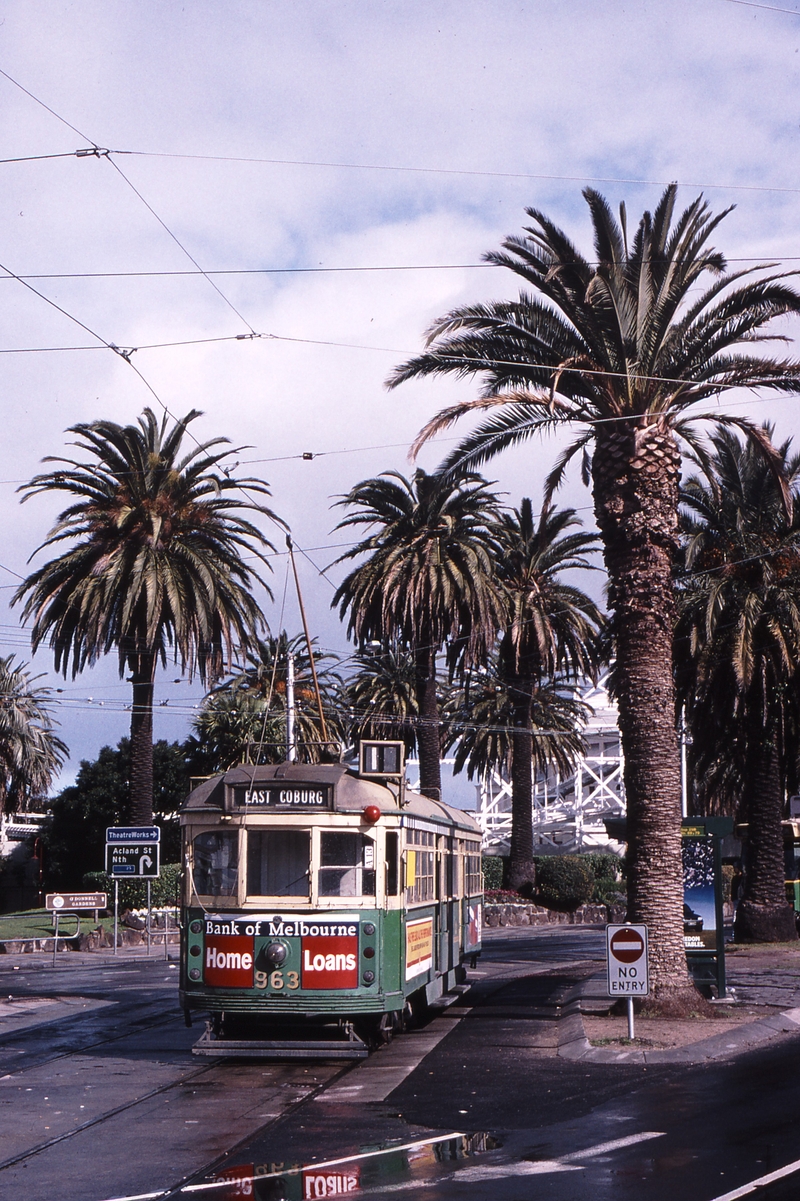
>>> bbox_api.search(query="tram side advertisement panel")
[405,916,433,980]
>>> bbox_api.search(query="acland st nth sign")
[606,923,650,996]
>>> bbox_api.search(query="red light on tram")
[363,805,381,823]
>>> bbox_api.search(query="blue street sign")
[106,826,160,843]
[111,864,136,875]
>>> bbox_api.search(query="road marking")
[710,1156,800,1200]
[566,1131,667,1160]
[449,1130,666,1183]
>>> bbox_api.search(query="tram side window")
[193,831,239,896]
[247,830,310,897]
[406,829,435,903]
[319,832,376,897]
[465,847,482,895]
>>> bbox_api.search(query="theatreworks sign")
[231,783,333,811]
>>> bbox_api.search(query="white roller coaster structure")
[476,673,626,856]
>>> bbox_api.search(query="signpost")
[606,923,649,1039]
[105,828,161,956]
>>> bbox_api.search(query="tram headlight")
[189,968,201,981]
[265,941,288,966]
[362,970,375,984]
[363,922,375,935]
[189,944,201,956]
[363,946,375,959]
[189,920,202,934]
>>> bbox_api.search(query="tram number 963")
[255,970,300,990]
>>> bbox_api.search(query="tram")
[179,742,483,1057]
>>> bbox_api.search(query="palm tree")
[389,186,800,1001]
[332,468,505,799]
[13,408,280,825]
[492,500,602,889]
[0,655,67,815]
[676,426,800,941]
[195,631,345,768]
[444,661,589,882]
[344,642,421,756]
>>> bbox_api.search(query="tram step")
[428,984,471,1011]
[192,1031,370,1060]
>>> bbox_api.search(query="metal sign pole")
[164,908,169,961]
[114,880,119,957]
[146,879,151,956]
[53,912,59,968]
[627,996,635,1040]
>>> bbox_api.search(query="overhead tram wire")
[3,59,800,197]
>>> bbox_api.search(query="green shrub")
[534,855,595,912]
[482,856,505,891]
[82,864,181,910]
[592,878,627,906]
[579,853,624,882]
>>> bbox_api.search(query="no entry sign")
[606,923,649,996]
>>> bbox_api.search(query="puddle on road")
[180,1131,500,1199]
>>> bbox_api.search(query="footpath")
[557,936,800,1065]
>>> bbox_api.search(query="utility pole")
[286,652,297,762]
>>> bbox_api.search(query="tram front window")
[247,830,310,897]
[193,831,239,896]
[319,832,376,897]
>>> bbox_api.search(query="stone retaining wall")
[484,901,627,928]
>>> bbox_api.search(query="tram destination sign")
[606,923,650,996]
[232,783,333,811]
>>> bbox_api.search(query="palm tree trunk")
[129,652,156,826]
[506,675,536,893]
[735,701,796,942]
[593,421,694,1004]
[414,642,442,800]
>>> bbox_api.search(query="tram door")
[438,836,459,973]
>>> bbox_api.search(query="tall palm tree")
[676,426,800,941]
[332,468,505,799]
[389,186,800,1000]
[0,655,67,815]
[444,661,589,879]
[493,500,602,888]
[13,408,280,825]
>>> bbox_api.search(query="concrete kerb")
[556,972,800,1064]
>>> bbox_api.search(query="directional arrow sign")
[106,826,160,843]
[606,923,649,996]
[105,841,160,878]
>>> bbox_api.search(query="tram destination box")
[230,782,333,811]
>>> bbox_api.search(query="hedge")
[83,864,181,910]
[533,855,595,912]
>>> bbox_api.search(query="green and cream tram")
[179,747,483,1057]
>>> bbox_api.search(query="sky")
[2,0,800,790]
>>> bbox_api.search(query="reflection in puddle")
[189,1132,500,1199]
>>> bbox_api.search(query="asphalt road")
[1,928,800,1201]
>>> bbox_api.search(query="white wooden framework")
[477,674,626,855]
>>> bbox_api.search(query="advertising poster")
[405,916,433,979]
[682,828,717,951]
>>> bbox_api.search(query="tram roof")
[182,761,481,835]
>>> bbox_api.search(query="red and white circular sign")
[609,928,645,964]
